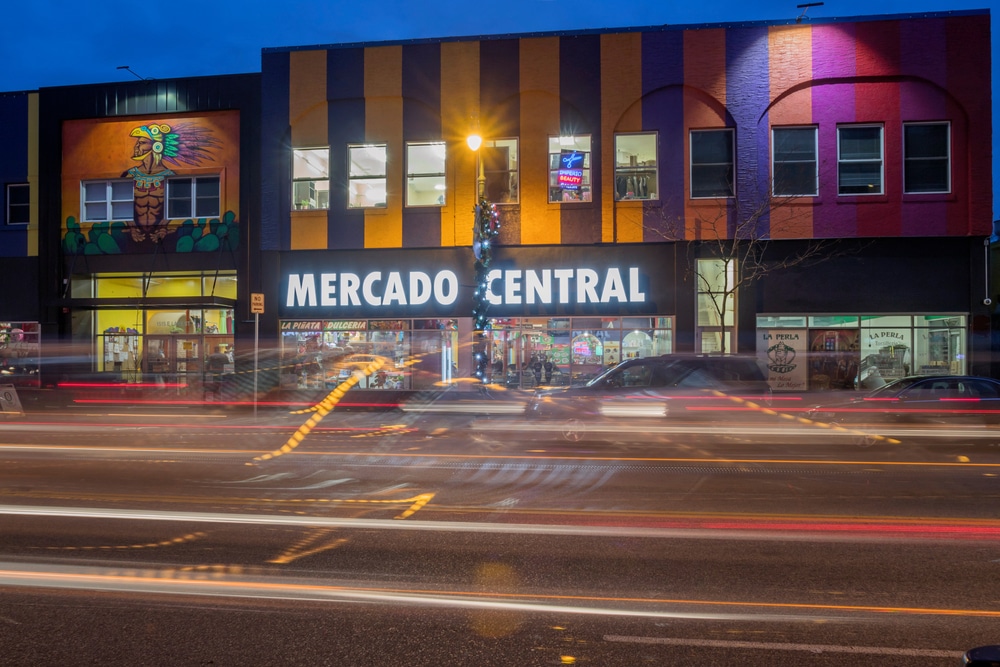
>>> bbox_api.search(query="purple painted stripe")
[811,23,857,238]
[726,26,770,237]
[641,31,684,241]
[260,51,292,250]
[900,18,947,236]
[401,42,442,248]
[326,47,366,250]
[559,34,603,245]
[480,39,520,245]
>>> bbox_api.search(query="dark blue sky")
[2,0,995,219]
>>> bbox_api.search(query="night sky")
[2,0,995,218]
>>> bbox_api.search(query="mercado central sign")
[285,267,647,309]
[277,246,673,318]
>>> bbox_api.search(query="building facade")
[1,10,991,401]
[257,10,992,398]
[32,75,261,395]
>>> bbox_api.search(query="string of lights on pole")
[467,132,501,382]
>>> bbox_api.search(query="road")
[0,404,998,665]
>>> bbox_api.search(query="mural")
[61,111,240,255]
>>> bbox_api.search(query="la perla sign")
[284,267,647,309]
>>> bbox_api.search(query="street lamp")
[467,133,500,382]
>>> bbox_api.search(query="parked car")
[526,354,772,424]
[806,375,1000,425]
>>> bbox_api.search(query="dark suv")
[526,354,772,421]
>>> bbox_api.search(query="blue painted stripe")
[327,47,366,249]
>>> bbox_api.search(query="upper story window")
[904,122,950,194]
[82,180,133,222]
[838,125,883,195]
[167,176,220,219]
[690,129,734,198]
[349,144,388,208]
[548,135,592,203]
[771,126,817,197]
[6,184,29,225]
[614,133,658,201]
[406,142,446,207]
[483,138,519,204]
[293,147,330,210]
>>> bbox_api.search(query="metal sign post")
[251,293,265,420]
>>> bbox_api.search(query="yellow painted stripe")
[440,41,480,248]
[364,45,403,248]
[289,50,329,147]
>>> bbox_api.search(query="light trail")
[1,441,999,468]
[2,505,1000,544]
[0,562,997,624]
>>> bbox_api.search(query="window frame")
[81,179,134,223]
[614,132,658,201]
[348,143,388,209]
[837,124,884,196]
[405,141,447,208]
[292,147,331,211]
[690,128,735,199]
[548,135,593,204]
[482,138,519,204]
[6,183,29,225]
[771,126,818,197]
[166,175,221,220]
[903,121,951,195]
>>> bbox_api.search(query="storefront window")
[758,313,967,393]
[0,322,40,387]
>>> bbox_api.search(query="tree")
[627,183,863,354]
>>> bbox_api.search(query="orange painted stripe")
[519,37,561,245]
[768,25,815,239]
[683,28,728,241]
[601,32,644,244]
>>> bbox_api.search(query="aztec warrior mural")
[61,111,241,254]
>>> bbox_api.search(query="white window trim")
[81,179,133,223]
[348,143,388,209]
[482,138,520,205]
[837,124,884,196]
[405,141,447,208]
[548,134,593,204]
[690,129,735,199]
[292,146,331,211]
[614,131,659,201]
[771,126,818,197]
[903,121,951,195]
[166,175,221,220]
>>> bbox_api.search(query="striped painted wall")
[262,10,991,251]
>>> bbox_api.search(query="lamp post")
[467,133,500,383]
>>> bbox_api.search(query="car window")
[675,368,717,389]
[620,363,654,387]
[965,380,1000,399]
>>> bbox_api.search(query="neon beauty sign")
[558,151,585,190]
